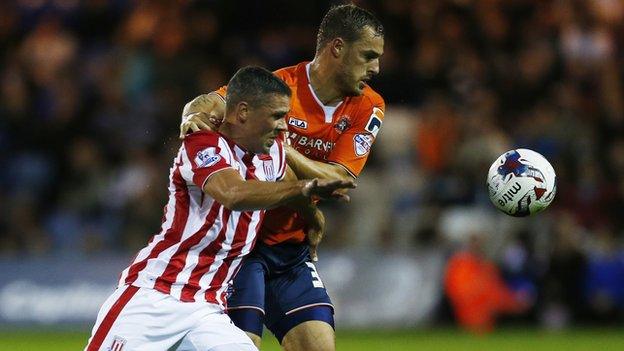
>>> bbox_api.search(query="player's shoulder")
[346,85,385,127]
[182,131,232,167]
[360,84,385,111]
[344,85,385,136]
[184,130,225,147]
[273,62,307,86]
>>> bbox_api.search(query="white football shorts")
[85,285,257,351]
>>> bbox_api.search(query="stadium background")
[1,0,623,349]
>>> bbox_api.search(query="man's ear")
[236,101,249,123]
[330,38,345,58]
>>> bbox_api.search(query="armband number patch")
[365,107,383,138]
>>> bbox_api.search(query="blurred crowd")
[1,0,624,328]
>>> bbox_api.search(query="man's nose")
[369,59,380,76]
[276,118,287,131]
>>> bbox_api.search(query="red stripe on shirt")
[153,201,222,294]
[204,211,253,303]
[86,285,139,351]
[277,139,286,179]
[241,153,257,180]
[220,212,265,307]
[179,208,233,302]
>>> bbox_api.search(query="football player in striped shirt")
[180,5,384,351]
[85,67,354,351]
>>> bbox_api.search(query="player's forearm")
[182,92,225,119]
[220,180,309,211]
[286,144,353,181]
[280,164,321,221]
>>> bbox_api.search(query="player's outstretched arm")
[285,144,354,181]
[179,92,226,138]
[203,168,355,211]
[282,166,327,261]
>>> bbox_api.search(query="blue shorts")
[226,243,334,342]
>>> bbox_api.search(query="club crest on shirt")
[263,160,275,181]
[109,336,126,351]
[334,115,351,133]
[288,117,308,129]
[353,133,373,157]
[194,147,221,168]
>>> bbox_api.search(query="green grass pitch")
[1,328,622,350]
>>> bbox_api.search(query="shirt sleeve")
[327,96,385,177]
[182,131,233,189]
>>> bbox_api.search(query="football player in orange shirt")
[180,5,384,351]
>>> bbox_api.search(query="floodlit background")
[1,0,623,349]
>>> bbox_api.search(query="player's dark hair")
[226,66,291,111]
[316,4,384,53]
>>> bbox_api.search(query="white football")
[487,149,557,217]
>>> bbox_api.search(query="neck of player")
[219,122,253,152]
[309,58,343,106]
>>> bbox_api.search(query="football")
[487,149,557,217]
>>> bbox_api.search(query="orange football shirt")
[216,62,385,245]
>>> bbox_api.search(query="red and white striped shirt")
[119,131,286,307]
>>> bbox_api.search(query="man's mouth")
[358,76,372,88]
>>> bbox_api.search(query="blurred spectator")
[584,227,624,324]
[445,233,529,334]
[540,212,587,328]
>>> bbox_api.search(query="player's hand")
[179,94,226,138]
[306,208,325,262]
[180,111,223,138]
[302,179,356,202]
